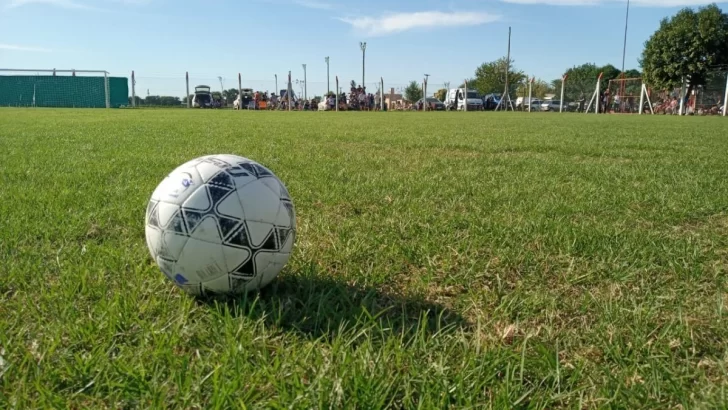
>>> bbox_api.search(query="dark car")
[418,97,446,111]
[482,93,501,110]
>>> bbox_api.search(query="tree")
[641,4,728,95]
[350,80,357,89]
[404,80,423,102]
[222,88,238,104]
[515,78,554,99]
[434,88,447,102]
[471,57,526,96]
[555,63,621,102]
[458,78,476,89]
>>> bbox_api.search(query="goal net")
[607,77,643,113]
[0,69,128,108]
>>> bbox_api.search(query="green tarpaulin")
[0,75,129,108]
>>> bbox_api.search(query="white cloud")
[293,0,334,10]
[338,11,501,36]
[500,0,726,6]
[0,43,52,52]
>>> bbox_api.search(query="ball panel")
[151,167,202,205]
[237,179,281,223]
[245,220,275,248]
[215,189,246,220]
[253,252,291,290]
[176,237,227,282]
[156,202,181,228]
[260,176,283,198]
[187,217,225,243]
[273,202,293,228]
[279,229,296,254]
[182,184,212,211]
[158,231,189,261]
[194,159,225,183]
[201,274,235,294]
[145,226,162,260]
[221,245,252,273]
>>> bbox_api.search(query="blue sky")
[1,0,725,97]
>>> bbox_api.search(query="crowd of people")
[232,84,384,111]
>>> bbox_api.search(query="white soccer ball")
[144,154,296,296]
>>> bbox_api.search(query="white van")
[444,88,483,111]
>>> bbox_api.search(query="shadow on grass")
[198,266,469,341]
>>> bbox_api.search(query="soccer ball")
[144,154,296,296]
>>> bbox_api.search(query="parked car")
[417,97,446,111]
[515,97,541,111]
[540,99,563,111]
[482,93,501,110]
[191,85,213,108]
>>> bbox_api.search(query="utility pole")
[302,64,307,101]
[275,74,278,95]
[325,56,330,94]
[424,73,430,110]
[619,0,631,112]
[360,42,367,88]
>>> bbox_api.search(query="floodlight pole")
[679,77,686,116]
[186,72,190,108]
[424,74,430,111]
[595,72,602,114]
[504,26,511,111]
[528,77,533,113]
[325,56,330,95]
[723,72,728,117]
[560,74,567,112]
[302,64,307,101]
[335,76,339,112]
[131,70,136,108]
[275,74,278,95]
[238,73,242,109]
[360,42,366,88]
[380,77,384,111]
[464,79,468,112]
[621,0,630,77]
[287,71,292,111]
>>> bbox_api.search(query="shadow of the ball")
[194,263,470,341]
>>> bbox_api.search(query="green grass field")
[1,108,728,408]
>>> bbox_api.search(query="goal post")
[607,77,643,113]
[0,68,128,108]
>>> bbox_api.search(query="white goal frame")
[0,68,111,108]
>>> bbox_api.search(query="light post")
[325,56,330,95]
[275,74,278,95]
[424,74,430,111]
[302,64,307,101]
[359,42,366,88]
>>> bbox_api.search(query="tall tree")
[471,57,526,96]
[641,4,728,95]
[458,78,476,88]
[404,80,423,102]
[555,63,622,102]
[515,78,555,99]
[434,88,447,102]
[222,88,238,104]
